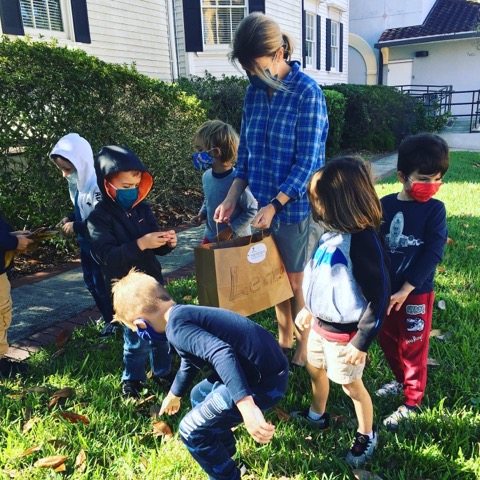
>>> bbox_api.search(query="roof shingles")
[378,0,480,42]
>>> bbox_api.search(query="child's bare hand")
[137,231,174,250]
[237,399,275,444]
[294,308,313,332]
[163,230,177,248]
[190,214,205,227]
[340,343,366,366]
[15,235,33,251]
[160,392,181,416]
[214,200,236,224]
[56,217,69,228]
[61,222,75,236]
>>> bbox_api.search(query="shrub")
[0,37,206,229]
[323,89,346,158]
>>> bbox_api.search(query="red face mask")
[406,180,442,202]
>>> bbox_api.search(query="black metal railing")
[394,84,480,133]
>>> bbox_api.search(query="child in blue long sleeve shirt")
[112,269,288,480]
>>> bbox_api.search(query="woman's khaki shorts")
[307,328,365,385]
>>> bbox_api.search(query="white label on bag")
[247,243,267,264]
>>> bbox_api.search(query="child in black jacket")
[87,145,177,398]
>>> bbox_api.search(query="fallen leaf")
[427,358,440,366]
[27,386,50,394]
[438,300,446,310]
[152,420,173,438]
[136,395,155,409]
[149,404,162,419]
[446,237,457,245]
[352,469,383,480]
[429,329,442,337]
[57,412,90,424]
[51,348,66,360]
[75,449,87,473]
[48,387,74,409]
[54,463,66,472]
[140,457,148,469]
[437,266,446,273]
[7,393,24,400]
[55,330,71,348]
[34,455,68,468]
[466,245,474,250]
[18,445,42,458]
[23,417,41,433]
[274,406,291,422]
[2,468,20,478]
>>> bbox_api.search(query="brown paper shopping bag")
[194,232,293,317]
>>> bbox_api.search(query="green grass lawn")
[1,151,479,479]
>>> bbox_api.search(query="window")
[330,20,339,70]
[305,12,315,68]
[202,0,247,46]
[20,0,63,32]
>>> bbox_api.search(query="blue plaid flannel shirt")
[235,61,329,225]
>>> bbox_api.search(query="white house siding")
[173,0,188,78]
[83,0,172,80]
[387,38,480,116]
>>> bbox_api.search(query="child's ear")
[211,147,222,158]
[133,318,148,330]
[397,171,407,184]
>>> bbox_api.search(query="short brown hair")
[308,156,382,233]
[111,269,172,329]
[194,120,239,165]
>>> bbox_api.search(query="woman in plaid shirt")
[214,12,329,368]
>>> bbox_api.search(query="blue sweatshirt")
[166,304,287,403]
[380,193,447,294]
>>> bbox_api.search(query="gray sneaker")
[290,407,330,430]
[383,405,417,430]
[376,380,404,397]
[344,430,378,468]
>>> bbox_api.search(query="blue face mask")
[114,186,138,210]
[192,150,214,171]
[135,318,167,342]
[66,172,79,185]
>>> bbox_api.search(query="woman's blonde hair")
[194,120,239,165]
[229,12,294,90]
[111,269,172,329]
[308,157,382,233]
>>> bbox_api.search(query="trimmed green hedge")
[0,37,206,228]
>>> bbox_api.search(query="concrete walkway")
[5,138,478,361]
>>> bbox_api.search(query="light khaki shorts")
[307,328,365,385]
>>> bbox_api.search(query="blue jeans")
[122,326,172,382]
[80,249,114,323]
[179,368,288,480]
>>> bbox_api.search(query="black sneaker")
[290,407,330,430]
[344,430,378,467]
[0,358,28,378]
[151,371,176,391]
[121,380,144,399]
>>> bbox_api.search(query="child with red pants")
[378,133,450,429]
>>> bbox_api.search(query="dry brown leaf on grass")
[22,417,41,433]
[152,420,173,438]
[56,412,90,424]
[27,386,50,394]
[48,387,74,409]
[437,266,446,273]
[6,393,24,400]
[140,457,148,469]
[55,329,71,348]
[430,329,442,337]
[466,245,475,250]
[75,449,87,473]
[34,455,67,468]
[54,463,67,472]
[18,445,42,458]
[352,469,383,480]
[446,237,457,245]
[274,407,291,422]
[136,395,155,409]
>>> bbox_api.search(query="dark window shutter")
[316,15,321,70]
[325,18,331,72]
[0,0,24,35]
[183,0,203,52]
[339,22,343,72]
[248,0,265,12]
[71,0,90,43]
[302,7,306,68]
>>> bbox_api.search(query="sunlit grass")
[1,152,479,478]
